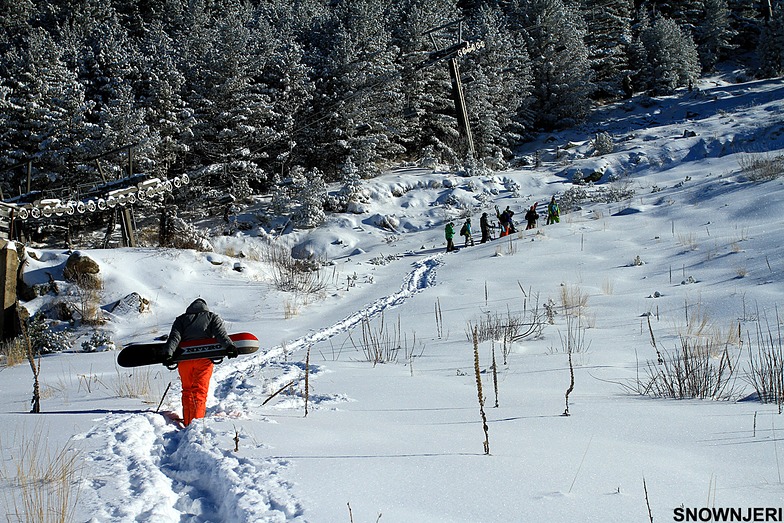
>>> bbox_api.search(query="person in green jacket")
[546,195,560,225]
[445,221,456,252]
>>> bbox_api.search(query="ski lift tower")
[423,20,485,159]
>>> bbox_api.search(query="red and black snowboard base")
[118,332,259,368]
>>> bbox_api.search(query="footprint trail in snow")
[78,255,441,522]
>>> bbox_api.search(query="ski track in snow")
[79,254,441,522]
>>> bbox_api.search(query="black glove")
[226,344,238,359]
[157,345,174,362]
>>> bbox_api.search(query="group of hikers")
[445,195,560,252]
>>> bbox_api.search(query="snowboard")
[118,332,259,368]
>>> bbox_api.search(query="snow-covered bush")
[81,330,115,352]
[560,185,588,213]
[327,158,370,213]
[161,215,214,252]
[27,313,72,355]
[592,132,614,156]
[502,178,521,197]
[371,214,400,231]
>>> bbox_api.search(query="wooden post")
[448,57,475,159]
[120,208,136,247]
[0,240,19,339]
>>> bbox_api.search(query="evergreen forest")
[1,0,783,225]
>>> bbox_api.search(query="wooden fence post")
[0,240,19,339]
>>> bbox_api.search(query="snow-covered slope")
[2,74,784,522]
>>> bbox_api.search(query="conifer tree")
[727,0,765,52]
[582,0,634,97]
[0,0,34,51]
[389,0,470,166]
[507,0,594,129]
[137,21,193,179]
[757,6,784,77]
[79,7,152,173]
[178,0,274,197]
[636,15,701,94]
[0,27,96,192]
[298,0,405,180]
[697,0,737,70]
[463,5,532,167]
[292,166,326,228]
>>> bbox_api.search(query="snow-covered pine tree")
[292,166,327,228]
[637,15,701,94]
[79,8,155,177]
[298,0,405,181]
[727,0,765,53]
[250,1,314,186]
[331,156,370,213]
[0,27,96,192]
[581,0,634,98]
[757,6,784,77]
[646,0,706,33]
[696,0,737,71]
[178,0,272,199]
[507,0,595,130]
[389,0,466,166]
[0,0,34,49]
[462,5,532,168]
[137,21,193,180]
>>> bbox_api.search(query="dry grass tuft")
[560,284,589,319]
[0,430,81,523]
[112,366,159,402]
[0,337,27,367]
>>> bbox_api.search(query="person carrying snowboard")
[163,298,237,426]
[546,196,560,225]
[525,203,539,230]
[445,221,456,252]
[460,218,474,247]
[480,212,491,243]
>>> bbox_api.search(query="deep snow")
[2,72,784,522]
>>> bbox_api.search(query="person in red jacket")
[164,298,237,426]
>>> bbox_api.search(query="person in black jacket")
[480,212,491,243]
[164,298,237,426]
[525,204,539,230]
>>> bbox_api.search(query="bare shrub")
[262,242,326,294]
[0,430,81,523]
[72,273,104,325]
[643,336,742,400]
[468,294,547,346]
[739,153,784,181]
[745,315,784,412]
[283,299,299,319]
[349,313,424,366]
[676,232,698,251]
[113,366,157,401]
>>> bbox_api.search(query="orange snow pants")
[178,358,214,426]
